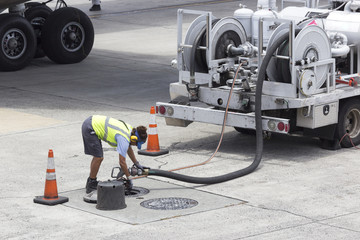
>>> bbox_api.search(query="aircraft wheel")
[0,14,36,71]
[25,5,53,58]
[41,7,94,64]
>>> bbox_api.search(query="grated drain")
[140,197,198,210]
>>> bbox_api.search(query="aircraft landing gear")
[0,1,94,71]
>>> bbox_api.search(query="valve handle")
[111,167,125,179]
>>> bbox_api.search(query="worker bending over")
[82,115,147,193]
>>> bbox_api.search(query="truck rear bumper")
[156,102,291,134]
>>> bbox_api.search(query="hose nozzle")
[186,82,200,101]
[227,42,258,57]
[142,169,150,176]
[130,165,150,176]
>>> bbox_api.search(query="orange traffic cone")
[138,106,169,156]
[34,150,69,205]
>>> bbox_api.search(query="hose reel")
[183,14,213,73]
[266,25,331,96]
[294,26,331,90]
[209,17,247,62]
[183,16,247,74]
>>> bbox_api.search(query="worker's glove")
[125,178,133,190]
[134,161,145,171]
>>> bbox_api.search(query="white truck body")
[156,0,360,148]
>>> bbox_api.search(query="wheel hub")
[7,37,18,49]
[2,29,27,59]
[345,109,360,138]
[61,22,85,52]
[68,31,77,41]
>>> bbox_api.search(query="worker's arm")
[119,146,139,177]
[119,154,133,190]
[119,154,130,178]
[116,135,135,178]
[127,146,147,170]
[127,146,138,165]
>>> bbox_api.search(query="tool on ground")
[111,164,149,179]
[111,165,148,193]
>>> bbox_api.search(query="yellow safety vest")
[91,115,132,147]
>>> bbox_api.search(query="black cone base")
[138,149,169,156]
[34,196,69,206]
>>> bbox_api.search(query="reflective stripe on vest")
[91,115,132,147]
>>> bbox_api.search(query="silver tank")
[233,6,254,40]
[279,5,360,45]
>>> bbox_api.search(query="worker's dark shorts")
[82,116,103,158]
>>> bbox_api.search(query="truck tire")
[0,14,36,71]
[25,5,52,58]
[41,7,94,64]
[336,99,360,147]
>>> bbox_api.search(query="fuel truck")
[155,0,360,150]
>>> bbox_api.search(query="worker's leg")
[82,116,103,193]
[90,0,101,11]
[89,156,104,179]
[86,156,103,193]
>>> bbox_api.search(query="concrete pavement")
[0,0,359,239]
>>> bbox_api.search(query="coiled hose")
[145,32,291,184]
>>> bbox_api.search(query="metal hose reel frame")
[294,25,331,89]
[183,16,247,73]
[266,23,298,83]
[266,24,331,91]
[183,14,208,72]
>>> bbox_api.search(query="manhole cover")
[125,186,149,198]
[140,197,198,210]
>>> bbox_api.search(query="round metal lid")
[299,69,317,96]
[140,197,198,210]
[83,190,97,203]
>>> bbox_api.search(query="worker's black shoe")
[85,177,98,193]
[89,4,101,11]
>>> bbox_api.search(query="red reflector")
[285,124,289,132]
[277,122,285,131]
[159,105,166,115]
[156,106,159,114]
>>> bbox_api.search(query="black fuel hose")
[189,26,204,79]
[146,32,292,184]
[189,19,220,76]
